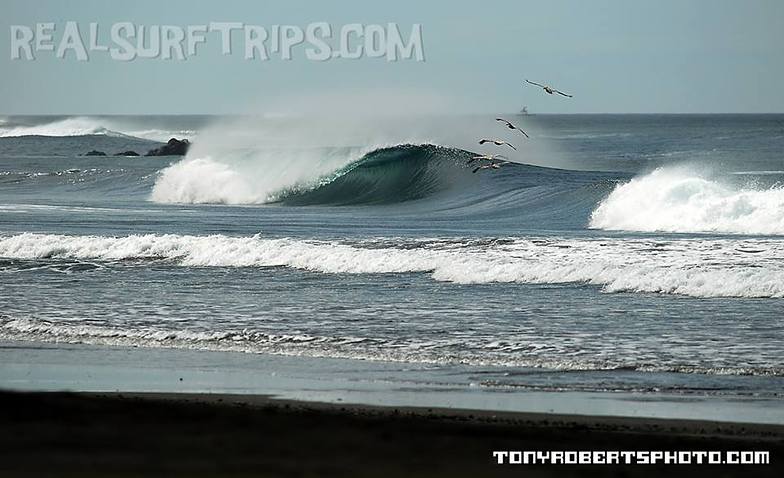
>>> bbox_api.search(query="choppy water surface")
[1,114,783,397]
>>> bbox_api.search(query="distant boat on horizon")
[519,106,532,116]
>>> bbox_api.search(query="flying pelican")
[478,139,517,150]
[525,79,572,97]
[495,118,529,138]
[473,162,503,174]
[468,154,507,164]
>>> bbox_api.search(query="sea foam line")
[1,316,780,376]
[2,233,784,298]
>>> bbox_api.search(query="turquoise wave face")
[275,144,474,205]
[0,134,621,230]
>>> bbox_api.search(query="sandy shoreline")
[1,390,781,477]
[4,341,782,425]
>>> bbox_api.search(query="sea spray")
[148,113,568,205]
[0,116,197,142]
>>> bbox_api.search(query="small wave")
[590,167,784,235]
[542,132,635,140]
[124,129,198,142]
[0,204,124,214]
[2,233,784,298]
[0,168,126,178]
[731,170,784,176]
[1,317,780,376]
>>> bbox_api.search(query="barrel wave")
[275,144,475,205]
[151,143,479,206]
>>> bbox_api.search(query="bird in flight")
[478,138,517,150]
[472,162,504,174]
[495,118,529,138]
[525,79,572,97]
[468,154,507,165]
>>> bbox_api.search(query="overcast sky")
[2,0,783,115]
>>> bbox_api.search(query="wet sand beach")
[1,391,781,477]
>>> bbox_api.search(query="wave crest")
[151,143,472,205]
[0,117,127,138]
[590,168,784,235]
[2,232,784,298]
[0,116,195,142]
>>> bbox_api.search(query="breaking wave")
[0,117,129,138]
[0,116,195,142]
[2,232,784,298]
[151,143,475,205]
[590,167,784,235]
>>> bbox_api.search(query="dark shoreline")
[1,391,782,477]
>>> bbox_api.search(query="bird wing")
[495,118,512,126]
[472,166,482,174]
[554,89,573,98]
[517,128,530,138]
[467,157,480,164]
[502,142,517,150]
[525,79,546,88]
[478,139,488,144]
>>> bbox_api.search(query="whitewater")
[590,166,784,235]
[2,232,784,298]
[0,115,200,142]
[1,114,784,390]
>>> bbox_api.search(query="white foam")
[1,317,779,376]
[150,148,363,204]
[150,142,410,204]
[2,233,784,298]
[590,167,784,235]
[0,117,126,138]
[124,129,197,142]
[151,156,268,204]
[732,171,784,175]
[148,111,572,205]
[0,117,194,141]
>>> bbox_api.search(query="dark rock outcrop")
[84,150,107,156]
[145,138,190,157]
[115,151,140,156]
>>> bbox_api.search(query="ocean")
[1,114,783,416]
